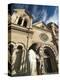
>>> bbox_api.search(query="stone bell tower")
[8,9,33,75]
[8,9,33,49]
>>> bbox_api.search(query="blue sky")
[9,3,59,25]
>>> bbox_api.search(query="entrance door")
[44,46,58,73]
[44,58,53,73]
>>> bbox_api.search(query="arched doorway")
[28,43,41,75]
[44,46,58,73]
[14,45,23,73]
[8,42,27,76]
[12,42,27,76]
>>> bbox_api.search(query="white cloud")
[32,6,41,21]
[41,9,47,22]
[46,8,59,25]
[32,8,47,22]
[32,7,58,25]
[32,14,36,21]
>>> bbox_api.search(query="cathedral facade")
[8,9,58,76]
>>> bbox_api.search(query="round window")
[39,33,49,42]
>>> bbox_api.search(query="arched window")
[23,19,27,27]
[18,17,22,26]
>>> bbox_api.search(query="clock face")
[39,33,49,42]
